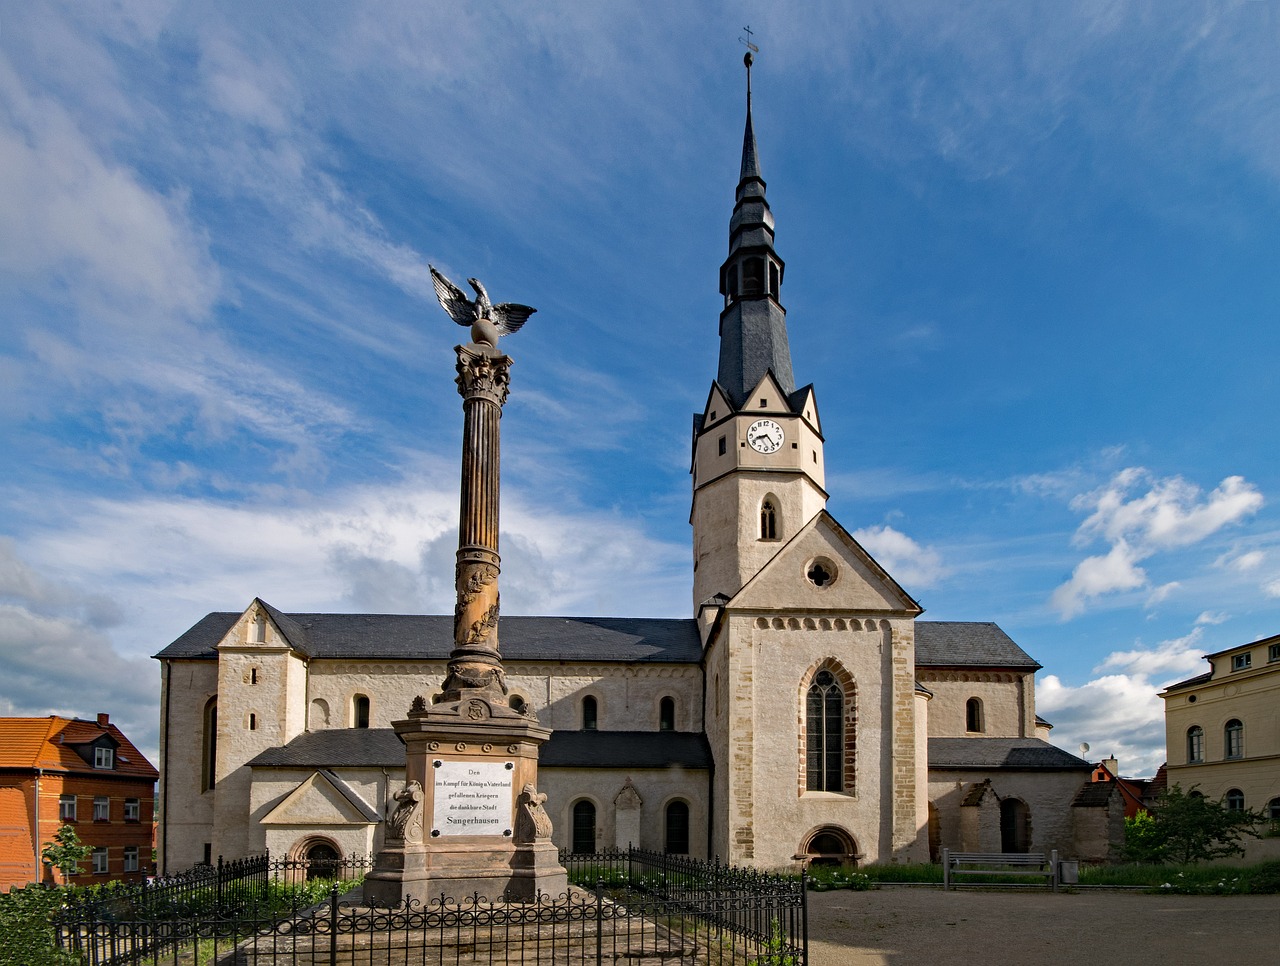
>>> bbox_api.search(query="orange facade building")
[0,714,158,890]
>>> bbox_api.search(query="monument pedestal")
[363,691,568,906]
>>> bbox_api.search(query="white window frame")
[1269,643,1280,663]
[93,796,109,822]
[94,746,115,769]
[59,795,76,822]
[123,846,139,873]
[124,798,140,822]
[1232,652,1252,671]
[91,847,109,875]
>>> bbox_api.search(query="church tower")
[691,53,828,611]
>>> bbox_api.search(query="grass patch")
[1081,860,1280,894]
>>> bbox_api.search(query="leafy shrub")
[0,885,79,966]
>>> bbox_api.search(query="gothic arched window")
[760,499,778,540]
[202,697,218,792]
[806,670,844,792]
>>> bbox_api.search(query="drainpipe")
[162,661,171,874]
[33,769,42,881]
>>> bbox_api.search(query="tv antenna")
[739,25,759,54]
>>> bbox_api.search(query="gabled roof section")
[160,613,703,664]
[928,738,1090,772]
[729,509,922,615]
[915,622,1040,670]
[259,769,380,826]
[787,384,821,435]
[741,369,797,415]
[699,383,736,428]
[0,716,157,779]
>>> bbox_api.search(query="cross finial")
[740,25,759,54]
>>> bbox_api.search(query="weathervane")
[739,25,759,54]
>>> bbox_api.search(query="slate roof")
[159,611,1039,672]
[248,729,405,768]
[1162,671,1213,692]
[1072,781,1117,807]
[158,613,703,664]
[928,738,1090,772]
[248,728,713,771]
[915,622,1041,669]
[0,716,158,779]
[538,731,712,770]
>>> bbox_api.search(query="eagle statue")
[430,266,536,349]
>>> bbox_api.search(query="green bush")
[0,885,79,966]
[1079,860,1280,894]
[803,865,873,891]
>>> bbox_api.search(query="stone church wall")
[918,671,1032,739]
[159,660,218,872]
[538,766,709,858]
[929,770,1088,857]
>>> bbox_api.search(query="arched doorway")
[800,826,857,867]
[304,841,341,880]
[999,798,1030,853]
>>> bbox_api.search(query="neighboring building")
[154,65,1101,875]
[0,714,158,890]
[1161,632,1280,824]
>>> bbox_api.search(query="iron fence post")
[595,879,603,965]
[800,866,809,966]
[329,884,339,966]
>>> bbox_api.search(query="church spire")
[716,51,794,409]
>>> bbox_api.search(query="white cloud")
[1264,579,1280,599]
[1050,469,1263,618]
[1145,582,1180,608]
[1217,548,1266,573]
[1037,626,1210,776]
[1051,540,1147,618]
[852,525,947,589]
[1194,610,1228,626]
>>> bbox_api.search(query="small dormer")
[63,716,121,770]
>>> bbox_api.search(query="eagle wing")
[430,266,477,326]
[492,302,537,336]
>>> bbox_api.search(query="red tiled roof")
[0,716,157,779]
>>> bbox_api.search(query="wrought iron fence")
[54,848,806,966]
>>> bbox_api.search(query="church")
[154,63,1113,876]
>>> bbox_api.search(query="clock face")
[746,418,784,454]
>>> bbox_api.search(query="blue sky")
[2,1,1278,778]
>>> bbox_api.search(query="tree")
[41,825,91,882]
[1133,785,1262,864]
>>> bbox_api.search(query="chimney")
[97,713,110,728]
[1102,755,1118,777]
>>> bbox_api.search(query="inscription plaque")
[431,760,514,836]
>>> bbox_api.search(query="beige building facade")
[154,70,1105,875]
[1161,633,1280,828]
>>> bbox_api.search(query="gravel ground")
[807,886,1280,965]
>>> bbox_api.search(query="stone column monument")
[363,269,568,905]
